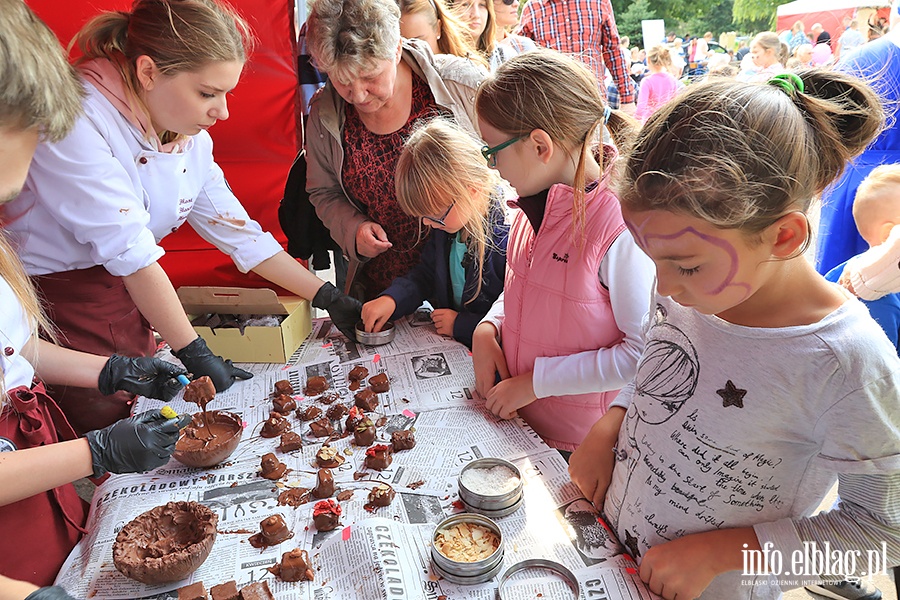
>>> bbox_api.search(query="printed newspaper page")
[60,317,656,599]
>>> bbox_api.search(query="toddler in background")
[635,45,680,123]
[471,49,656,453]
[827,164,900,352]
[362,118,508,347]
[569,71,900,599]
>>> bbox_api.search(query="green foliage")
[615,0,658,47]
[683,0,736,37]
[732,0,778,29]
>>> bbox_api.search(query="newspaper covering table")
[56,317,657,600]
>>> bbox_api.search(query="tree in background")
[615,0,658,47]
[732,0,778,30]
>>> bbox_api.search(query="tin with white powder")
[458,457,523,517]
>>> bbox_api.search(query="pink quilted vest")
[503,169,626,451]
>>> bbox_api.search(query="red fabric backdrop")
[26,0,300,291]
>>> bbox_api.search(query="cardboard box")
[177,286,311,363]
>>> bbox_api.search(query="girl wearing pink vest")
[472,50,655,452]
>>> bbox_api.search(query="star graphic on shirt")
[716,380,747,409]
[623,528,641,558]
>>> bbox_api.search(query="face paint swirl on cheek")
[627,219,752,300]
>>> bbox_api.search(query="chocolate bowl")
[113,501,218,584]
[173,410,243,468]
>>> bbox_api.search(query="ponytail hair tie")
[603,105,611,123]
[767,73,805,96]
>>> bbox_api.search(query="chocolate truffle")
[248,514,293,548]
[272,393,296,415]
[354,388,379,412]
[348,365,368,391]
[312,499,341,531]
[353,418,376,447]
[278,431,303,453]
[259,453,287,480]
[364,444,393,471]
[315,445,344,468]
[178,581,207,600]
[113,501,217,584]
[309,417,334,438]
[260,412,290,438]
[368,483,396,507]
[326,403,348,421]
[270,548,314,582]
[348,365,369,381]
[239,581,275,600]
[210,581,239,600]
[369,373,390,393]
[277,487,310,507]
[311,468,335,499]
[297,405,322,421]
[345,406,365,432]
[273,379,294,396]
[183,375,216,409]
[304,376,329,396]
[391,429,416,451]
[319,392,340,405]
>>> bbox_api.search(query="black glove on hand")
[25,587,78,600]
[97,355,186,401]
[84,410,190,478]
[173,336,252,393]
[313,282,362,341]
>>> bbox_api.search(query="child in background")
[826,164,900,352]
[635,45,680,123]
[569,71,900,600]
[361,119,509,347]
[398,0,484,66]
[450,0,497,63]
[737,31,788,82]
[0,2,190,595]
[471,49,656,453]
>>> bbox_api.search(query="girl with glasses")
[471,49,655,454]
[361,119,508,347]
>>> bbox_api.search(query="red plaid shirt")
[519,0,635,104]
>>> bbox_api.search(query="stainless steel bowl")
[458,458,523,518]
[355,321,395,345]
[431,513,504,584]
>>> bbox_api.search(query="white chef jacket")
[0,274,35,390]
[4,82,283,277]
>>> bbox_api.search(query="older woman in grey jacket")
[305,0,486,299]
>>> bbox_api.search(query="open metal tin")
[458,457,523,518]
[431,513,504,584]
[355,321,395,345]
[497,558,581,599]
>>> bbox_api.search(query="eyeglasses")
[422,199,457,228]
[481,135,523,167]
[497,0,516,5]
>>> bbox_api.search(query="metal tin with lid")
[497,558,581,599]
[355,321,395,345]
[431,513,504,584]
[458,457,523,518]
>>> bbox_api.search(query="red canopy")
[26,0,300,291]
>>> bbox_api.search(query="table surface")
[55,317,657,600]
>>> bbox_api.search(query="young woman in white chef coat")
[3,0,361,436]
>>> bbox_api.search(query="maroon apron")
[32,266,156,435]
[0,382,88,586]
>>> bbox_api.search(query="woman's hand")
[568,407,625,508]
[362,296,396,332]
[431,309,458,337]
[356,221,393,258]
[639,528,759,600]
[485,372,536,419]
[471,322,509,399]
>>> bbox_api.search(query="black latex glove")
[173,336,252,393]
[25,587,77,600]
[84,409,191,478]
[97,355,186,400]
[313,282,362,341]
